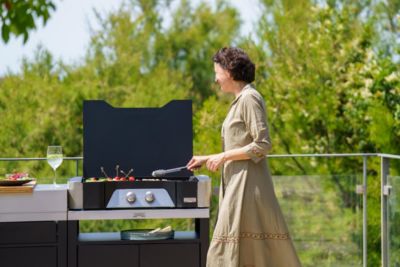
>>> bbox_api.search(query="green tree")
[0,0,56,43]
[1,0,400,266]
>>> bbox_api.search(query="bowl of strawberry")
[0,172,34,186]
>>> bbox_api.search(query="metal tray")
[121,229,174,240]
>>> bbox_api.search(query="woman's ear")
[223,68,232,80]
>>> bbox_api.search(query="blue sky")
[0,0,261,76]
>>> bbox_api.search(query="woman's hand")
[206,153,226,172]
[187,155,210,171]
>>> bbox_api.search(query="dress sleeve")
[241,93,272,163]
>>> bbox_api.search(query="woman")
[187,47,302,267]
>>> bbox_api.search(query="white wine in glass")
[47,146,63,186]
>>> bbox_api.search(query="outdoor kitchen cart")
[0,100,211,267]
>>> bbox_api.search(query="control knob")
[145,191,155,203]
[126,192,136,203]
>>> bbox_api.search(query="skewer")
[115,165,119,177]
[100,166,109,178]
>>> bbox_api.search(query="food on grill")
[85,176,136,182]
[86,166,137,182]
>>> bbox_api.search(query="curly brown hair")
[212,47,255,83]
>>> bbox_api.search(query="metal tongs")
[151,166,188,177]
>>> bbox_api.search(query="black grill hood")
[83,100,193,179]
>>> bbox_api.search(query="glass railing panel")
[273,175,363,267]
[388,175,400,267]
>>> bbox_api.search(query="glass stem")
[53,169,57,186]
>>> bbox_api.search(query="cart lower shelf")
[68,219,209,267]
[78,231,199,244]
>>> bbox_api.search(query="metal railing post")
[363,156,368,267]
[381,156,390,267]
[75,159,79,177]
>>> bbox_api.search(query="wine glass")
[47,146,63,186]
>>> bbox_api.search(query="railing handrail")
[376,153,400,160]
[0,153,400,160]
[0,157,83,161]
[267,153,376,158]
[268,153,400,159]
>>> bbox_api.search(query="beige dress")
[206,84,302,267]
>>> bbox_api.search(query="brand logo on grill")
[184,197,197,203]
